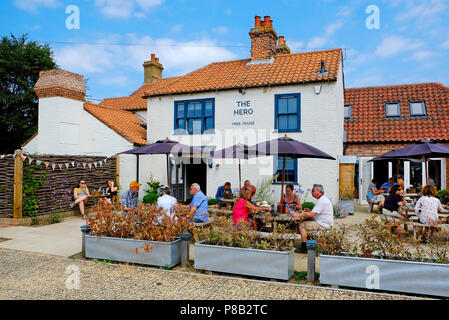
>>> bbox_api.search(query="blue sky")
[1,0,449,101]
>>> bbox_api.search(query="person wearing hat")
[121,181,141,212]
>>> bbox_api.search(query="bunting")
[10,153,114,171]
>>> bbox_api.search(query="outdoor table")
[208,207,233,217]
[253,212,304,231]
[219,198,237,210]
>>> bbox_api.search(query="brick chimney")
[275,36,291,54]
[143,53,163,84]
[34,69,86,101]
[249,15,278,61]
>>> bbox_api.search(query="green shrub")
[437,189,449,204]
[48,214,62,224]
[208,198,218,205]
[302,202,315,210]
[143,192,158,204]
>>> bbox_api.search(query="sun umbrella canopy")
[378,141,449,159]
[368,156,422,163]
[247,135,336,160]
[119,138,203,157]
[212,143,257,160]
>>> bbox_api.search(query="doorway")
[373,161,389,186]
[185,163,207,203]
[170,160,185,203]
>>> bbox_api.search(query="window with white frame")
[344,104,352,119]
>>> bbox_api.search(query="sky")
[1,0,449,101]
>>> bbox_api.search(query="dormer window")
[344,104,352,119]
[409,100,426,116]
[385,102,400,117]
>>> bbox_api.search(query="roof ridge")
[84,102,143,116]
[346,82,444,91]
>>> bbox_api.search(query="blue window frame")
[385,102,401,117]
[273,156,297,184]
[274,93,301,132]
[409,100,427,116]
[174,98,215,134]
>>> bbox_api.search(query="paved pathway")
[0,249,419,300]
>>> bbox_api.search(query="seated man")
[380,177,397,193]
[292,184,333,253]
[189,183,209,223]
[157,187,178,219]
[120,181,141,212]
[215,182,232,207]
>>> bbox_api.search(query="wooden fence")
[3,150,118,219]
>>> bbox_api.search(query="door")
[184,163,207,203]
[170,160,185,202]
[339,163,355,199]
[359,157,373,204]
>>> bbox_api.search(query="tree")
[0,34,57,153]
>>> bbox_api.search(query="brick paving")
[0,248,421,300]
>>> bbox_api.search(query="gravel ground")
[0,248,421,300]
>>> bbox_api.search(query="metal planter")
[338,200,354,214]
[320,254,449,297]
[194,241,294,280]
[85,235,182,268]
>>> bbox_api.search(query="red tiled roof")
[145,49,343,96]
[345,82,449,143]
[100,77,181,111]
[84,102,148,145]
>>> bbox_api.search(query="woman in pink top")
[232,187,266,228]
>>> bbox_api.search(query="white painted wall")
[23,96,138,195]
[147,61,344,204]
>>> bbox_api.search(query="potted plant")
[143,176,164,204]
[194,217,295,280]
[85,201,197,268]
[316,216,449,297]
[338,192,354,215]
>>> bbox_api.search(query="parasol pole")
[279,156,286,214]
[166,154,170,188]
[239,158,242,190]
[424,155,428,185]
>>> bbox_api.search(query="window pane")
[177,119,186,129]
[177,103,184,118]
[187,103,195,117]
[278,115,288,130]
[205,102,213,116]
[288,115,297,129]
[188,119,201,134]
[287,97,297,113]
[386,103,400,116]
[278,98,288,114]
[205,117,214,130]
[344,105,350,119]
[410,102,425,115]
[195,104,202,117]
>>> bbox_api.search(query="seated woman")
[105,179,118,204]
[382,184,407,220]
[232,187,266,229]
[414,185,448,225]
[280,184,302,212]
[366,178,384,213]
[70,179,90,219]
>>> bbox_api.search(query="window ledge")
[381,116,432,120]
[272,129,302,133]
[172,130,216,136]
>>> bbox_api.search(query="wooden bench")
[194,216,216,228]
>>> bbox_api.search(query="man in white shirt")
[157,188,178,220]
[292,184,334,253]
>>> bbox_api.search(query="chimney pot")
[143,55,163,84]
[279,36,285,44]
[255,16,261,27]
[151,53,156,61]
[155,57,159,63]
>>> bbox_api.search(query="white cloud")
[213,26,230,34]
[307,37,327,49]
[14,0,61,12]
[375,36,422,57]
[287,41,304,52]
[443,36,449,48]
[395,0,446,24]
[171,24,183,33]
[410,50,439,61]
[95,0,163,18]
[99,75,130,87]
[224,8,232,15]
[54,34,237,78]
